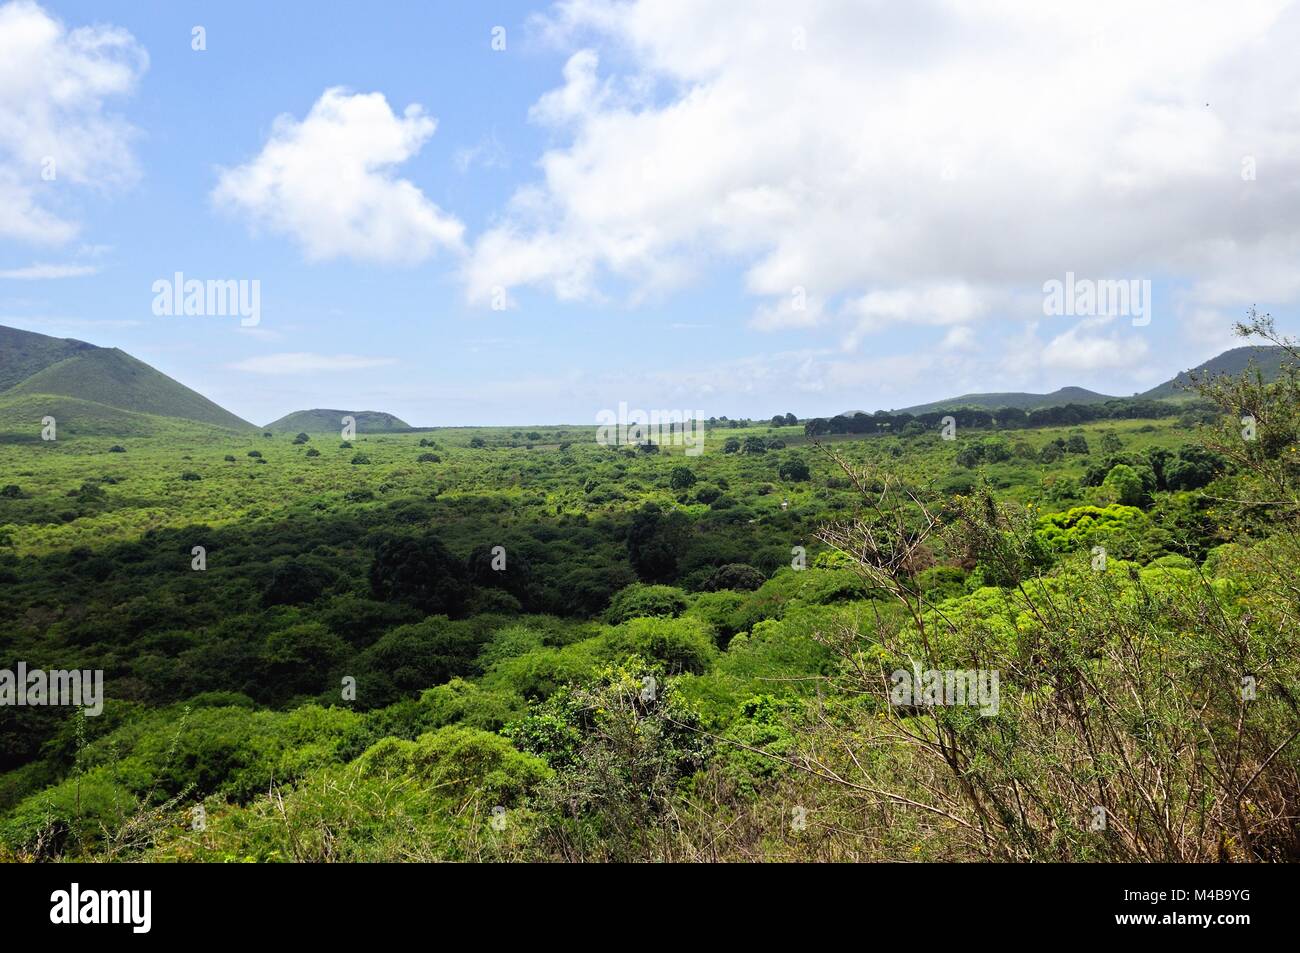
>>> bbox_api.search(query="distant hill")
[1140,345,1289,400]
[263,409,411,434]
[837,345,1292,419]
[844,386,1117,417]
[0,325,254,432]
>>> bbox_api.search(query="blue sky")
[2,1,1297,426]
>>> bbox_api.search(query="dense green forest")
[1,321,1297,863]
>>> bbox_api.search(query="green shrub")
[604,583,689,624]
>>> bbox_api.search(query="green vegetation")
[0,321,1296,863]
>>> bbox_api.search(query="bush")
[356,726,549,806]
[0,767,137,858]
[669,466,697,490]
[609,617,717,674]
[778,457,810,481]
[604,583,689,624]
[694,485,721,504]
[355,618,486,707]
[703,563,766,591]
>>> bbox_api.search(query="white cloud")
[0,1,146,244]
[940,326,977,351]
[465,0,1300,347]
[0,262,98,279]
[213,88,464,264]
[1042,318,1151,372]
[228,352,398,375]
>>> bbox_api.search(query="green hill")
[6,347,254,431]
[1140,345,1290,400]
[0,392,216,440]
[264,409,411,433]
[845,386,1117,417]
[838,346,1293,418]
[0,325,98,393]
[0,324,254,434]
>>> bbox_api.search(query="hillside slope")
[7,347,254,430]
[0,392,213,440]
[1141,345,1290,399]
[264,409,411,433]
[0,326,98,393]
[845,386,1117,417]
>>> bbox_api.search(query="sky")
[1,0,1298,427]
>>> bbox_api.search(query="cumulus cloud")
[1041,317,1151,372]
[213,88,464,264]
[0,0,147,244]
[227,352,398,375]
[465,0,1300,346]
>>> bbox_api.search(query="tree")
[466,543,535,607]
[1165,445,1224,491]
[262,559,336,607]
[261,623,347,699]
[778,457,810,481]
[669,466,697,490]
[627,503,691,582]
[369,533,469,616]
[355,619,484,707]
[604,583,689,624]
[742,436,767,454]
[703,563,766,591]
[1101,463,1145,507]
[292,432,310,445]
[722,437,741,454]
[469,437,486,448]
